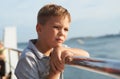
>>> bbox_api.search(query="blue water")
[18,34,120,79]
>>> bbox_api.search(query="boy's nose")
[58,29,64,36]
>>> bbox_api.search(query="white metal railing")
[4,48,21,79]
[8,48,120,79]
[66,56,120,78]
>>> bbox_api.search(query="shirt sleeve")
[15,55,40,79]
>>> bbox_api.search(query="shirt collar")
[27,39,49,60]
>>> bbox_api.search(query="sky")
[0,0,120,43]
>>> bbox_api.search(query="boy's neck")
[35,40,52,56]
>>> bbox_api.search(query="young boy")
[15,4,89,79]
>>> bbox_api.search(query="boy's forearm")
[68,48,89,57]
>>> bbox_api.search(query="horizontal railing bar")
[5,47,22,53]
[5,48,120,78]
[66,56,120,78]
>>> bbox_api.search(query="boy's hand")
[49,46,73,74]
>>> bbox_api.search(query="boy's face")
[38,16,70,47]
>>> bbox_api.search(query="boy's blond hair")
[37,4,71,25]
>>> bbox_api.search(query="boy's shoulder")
[20,48,36,60]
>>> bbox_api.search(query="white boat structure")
[3,27,19,79]
[1,27,120,79]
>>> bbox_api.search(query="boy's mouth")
[56,38,64,43]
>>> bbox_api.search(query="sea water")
[18,34,120,79]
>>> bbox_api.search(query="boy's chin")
[54,43,63,47]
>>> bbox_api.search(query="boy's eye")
[64,28,69,31]
[53,26,69,32]
[53,26,58,28]
[53,26,59,29]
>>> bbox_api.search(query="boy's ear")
[36,23,42,33]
